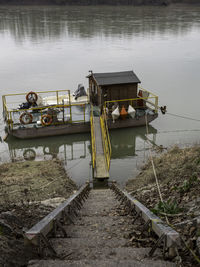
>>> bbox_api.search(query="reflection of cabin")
[87,71,141,108]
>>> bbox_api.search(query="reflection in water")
[111,125,157,159]
[4,133,91,186]
[4,125,157,186]
[6,133,89,162]
[0,5,200,42]
[93,179,109,189]
[6,125,157,162]
[109,125,158,185]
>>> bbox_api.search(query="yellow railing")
[90,106,96,169]
[2,90,88,129]
[100,109,112,170]
[104,87,158,113]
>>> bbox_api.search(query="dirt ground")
[126,145,200,266]
[0,159,77,267]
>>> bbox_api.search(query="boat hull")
[8,113,158,139]
[9,122,90,139]
[108,113,158,130]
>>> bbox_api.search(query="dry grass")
[0,159,77,206]
[126,145,200,193]
[126,146,200,266]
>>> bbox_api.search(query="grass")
[151,199,183,216]
[0,159,77,206]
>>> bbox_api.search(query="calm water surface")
[0,4,200,185]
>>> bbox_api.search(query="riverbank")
[0,159,77,266]
[126,145,200,266]
[0,0,199,5]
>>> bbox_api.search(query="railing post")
[90,105,96,169]
[155,96,158,113]
[100,111,111,171]
[69,91,72,123]
[84,104,86,123]
[10,111,13,130]
[56,91,59,105]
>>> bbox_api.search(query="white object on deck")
[36,95,43,106]
[65,114,71,121]
[128,105,136,119]
[42,95,88,106]
[112,107,120,123]
[37,120,42,126]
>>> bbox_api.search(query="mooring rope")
[165,111,200,122]
[158,106,200,122]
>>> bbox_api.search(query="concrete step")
[63,223,132,239]
[28,259,175,267]
[41,245,167,261]
[50,237,127,253]
[27,189,176,267]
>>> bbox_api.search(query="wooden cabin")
[87,71,141,109]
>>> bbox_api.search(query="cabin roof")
[87,71,141,86]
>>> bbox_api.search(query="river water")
[0,4,200,185]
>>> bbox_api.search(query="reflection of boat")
[5,133,90,162]
[111,125,157,159]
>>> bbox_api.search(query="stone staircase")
[28,189,175,267]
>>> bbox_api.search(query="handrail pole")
[84,104,86,123]
[155,96,158,113]
[69,91,72,123]
[100,110,111,171]
[56,91,59,105]
[90,105,96,169]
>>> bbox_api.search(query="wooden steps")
[28,189,175,267]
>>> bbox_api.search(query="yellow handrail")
[2,89,88,129]
[90,106,96,169]
[100,109,112,170]
[3,89,70,97]
[5,103,87,129]
[104,87,158,113]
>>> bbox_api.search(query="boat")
[2,70,158,139]
[88,70,158,130]
[2,89,90,139]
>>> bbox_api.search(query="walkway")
[28,189,175,267]
[93,117,109,179]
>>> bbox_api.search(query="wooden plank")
[25,183,89,245]
[111,183,180,248]
[93,116,109,179]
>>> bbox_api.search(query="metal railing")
[104,87,158,114]
[2,90,88,130]
[90,106,96,169]
[100,109,112,170]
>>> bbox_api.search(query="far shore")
[0,0,200,6]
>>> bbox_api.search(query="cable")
[160,108,200,122]
[158,129,200,134]
[67,155,89,171]
[145,113,169,224]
